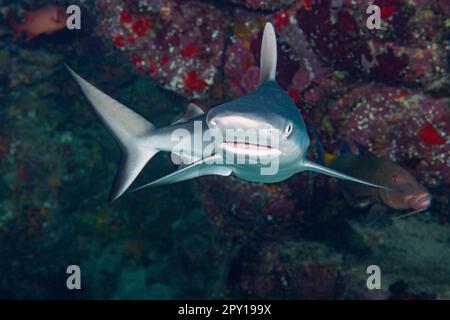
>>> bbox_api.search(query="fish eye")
[391,175,400,185]
[284,121,294,137]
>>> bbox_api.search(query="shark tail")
[66,65,159,201]
[301,159,392,191]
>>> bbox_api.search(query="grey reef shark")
[67,22,390,201]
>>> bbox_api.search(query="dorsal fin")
[259,22,277,84]
[172,103,205,125]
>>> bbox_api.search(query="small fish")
[329,141,431,220]
[67,23,390,201]
[10,5,67,41]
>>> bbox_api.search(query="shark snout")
[205,109,283,158]
[205,108,223,130]
[207,110,264,132]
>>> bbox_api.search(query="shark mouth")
[220,141,281,156]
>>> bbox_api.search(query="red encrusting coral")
[419,124,447,146]
[119,10,132,25]
[113,35,125,48]
[132,18,151,37]
[181,44,200,58]
[183,70,207,92]
[381,6,398,19]
[273,11,289,30]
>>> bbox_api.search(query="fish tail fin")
[66,65,159,201]
[9,19,23,41]
[301,159,392,191]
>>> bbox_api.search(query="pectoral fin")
[301,160,393,191]
[130,155,231,191]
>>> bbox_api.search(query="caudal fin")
[301,159,393,191]
[66,65,158,201]
[9,19,23,41]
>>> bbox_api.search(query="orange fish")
[10,5,67,41]
[329,141,431,221]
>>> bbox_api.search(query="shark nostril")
[205,110,217,127]
[207,118,217,128]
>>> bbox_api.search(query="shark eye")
[284,121,294,137]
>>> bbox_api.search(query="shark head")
[206,81,310,171]
[205,23,310,176]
